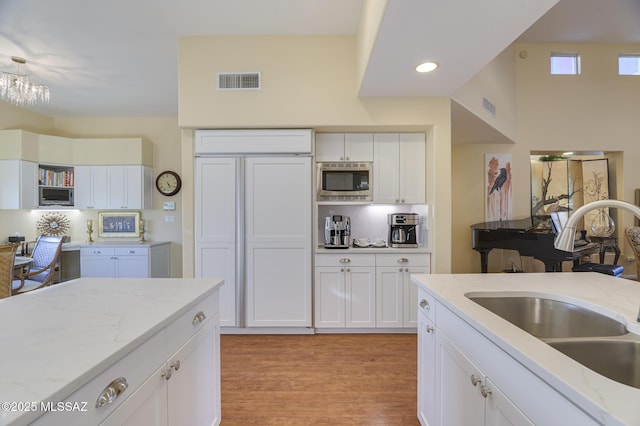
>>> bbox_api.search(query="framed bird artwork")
[486,153,513,221]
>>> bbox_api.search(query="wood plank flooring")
[220,333,419,425]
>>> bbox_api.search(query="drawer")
[417,287,436,322]
[81,247,115,256]
[376,253,430,267]
[315,253,375,267]
[114,247,149,256]
[31,330,167,426]
[165,290,220,351]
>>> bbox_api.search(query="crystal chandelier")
[0,56,50,106]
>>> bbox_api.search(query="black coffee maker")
[388,213,419,248]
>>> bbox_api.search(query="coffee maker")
[388,213,419,248]
[324,215,351,248]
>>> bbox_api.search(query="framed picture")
[98,211,141,238]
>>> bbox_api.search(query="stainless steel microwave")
[317,162,372,201]
[39,186,74,207]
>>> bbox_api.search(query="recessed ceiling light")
[416,62,438,73]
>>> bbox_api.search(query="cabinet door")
[92,166,110,209]
[167,315,221,426]
[116,255,149,278]
[400,133,426,204]
[418,311,436,426]
[315,133,345,162]
[81,256,116,277]
[20,160,38,209]
[376,267,404,328]
[76,166,109,209]
[373,133,401,203]
[344,133,374,162]
[345,266,376,328]
[246,244,311,327]
[0,160,37,209]
[100,366,168,426]
[194,158,237,243]
[196,243,236,327]
[404,267,429,327]
[436,332,485,426]
[484,377,534,426]
[314,267,345,328]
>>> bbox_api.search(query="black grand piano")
[471,217,600,272]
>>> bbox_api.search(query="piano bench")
[572,262,624,277]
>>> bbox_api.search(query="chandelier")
[0,56,50,106]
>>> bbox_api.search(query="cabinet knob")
[192,311,207,325]
[171,360,181,371]
[419,299,430,310]
[161,368,173,380]
[346,268,351,272]
[481,385,492,398]
[395,199,400,203]
[405,268,409,272]
[399,268,403,272]
[426,325,434,333]
[470,374,481,387]
[401,199,405,203]
[95,377,129,408]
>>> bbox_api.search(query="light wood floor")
[220,333,419,425]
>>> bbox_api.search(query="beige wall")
[178,35,453,276]
[452,43,640,275]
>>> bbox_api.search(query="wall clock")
[155,171,182,196]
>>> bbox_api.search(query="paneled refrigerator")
[194,131,312,329]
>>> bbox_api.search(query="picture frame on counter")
[98,211,141,238]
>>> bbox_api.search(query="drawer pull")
[339,258,351,264]
[419,299,430,310]
[93,250,101,254]
[192,311,207,325]
[128,250,135,254]
[95,377,128,408]
[397,258,409,263]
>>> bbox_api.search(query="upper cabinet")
[316,133,374,162]
[373,133,425,204]
[75,165,152,210]
[0,160,38,210]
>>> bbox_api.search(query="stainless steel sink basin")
[468,296,627,338]
[549,339,640,389]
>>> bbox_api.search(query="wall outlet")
[165,215,175,223]
[163,201,175,211]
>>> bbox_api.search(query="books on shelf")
[39,167,74,187]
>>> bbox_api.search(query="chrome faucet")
[553,199,640,321]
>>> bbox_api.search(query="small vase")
[591,209,615,237]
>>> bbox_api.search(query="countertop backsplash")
[317,204,428,247]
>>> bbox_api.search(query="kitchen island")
[412,272,640,425]
[0,277,223,426]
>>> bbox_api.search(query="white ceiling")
[1,0,639,118]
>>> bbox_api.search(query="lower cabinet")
[80,243,170,278]
[100,317,220,426]
[32,290,220,426]
[314,252,430,329]
[417,287,599,425]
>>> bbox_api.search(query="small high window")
[619,55,640,75]
[550,53,581,75]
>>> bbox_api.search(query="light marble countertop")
[62,240,170,251]
[411,272,640,426]
[0,277,223,426]
[316,246,430,254]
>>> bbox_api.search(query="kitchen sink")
[548,338,640,389]
[468,295,627,338]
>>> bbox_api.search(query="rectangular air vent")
[482,97,496,116]
[217,72,261,91]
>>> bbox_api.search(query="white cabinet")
[315,254,376,328]
[101,316,220,426]
[416,287,597,426]
[373,133,425,204]
[316,133,374,162]
[75,165,152,210]
[31,285,220,426]
[376,253,429,328]
[0,160,38,209]
[80,243,170,278]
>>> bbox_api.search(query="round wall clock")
[155,171,182,196]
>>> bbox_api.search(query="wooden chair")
[0,243,19,299]
[625,226,640,280]
[12,236,63,295]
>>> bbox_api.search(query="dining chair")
[625,226,640,281]
[12,236,64,295]
[0,243,19,299]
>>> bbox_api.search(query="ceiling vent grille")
[217,72,261,91]
[482,97,496,116]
